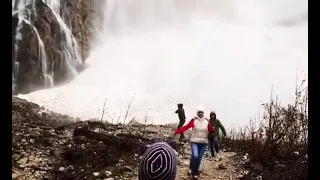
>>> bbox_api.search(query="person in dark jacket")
[208,111,226,157]
[175,103,186,140]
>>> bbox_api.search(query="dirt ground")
[175,142,246,180]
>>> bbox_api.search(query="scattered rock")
[12,154,20,161]
[17,157,28,165]
[252,163,264,172]
[218,156,225,161]
[179,159,190,166]
[93,172,100,176]
[273,163,287,173]
[103,178,115,180]
[43,175,54,180]
[104,171,112,177]
[122,166,133,172]
[218,163,227,170]
[12,173,19,179]
[128,119,143,126]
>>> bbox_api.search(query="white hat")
[196,105,204,112]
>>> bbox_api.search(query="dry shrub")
[223,80,308,180]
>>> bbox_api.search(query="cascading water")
[12,0,53,88]
[12,0,83,93]
[18,0,308,127]
[44,0,83,76]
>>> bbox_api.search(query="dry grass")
[223,80,308,180]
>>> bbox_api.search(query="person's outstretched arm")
[175,109,179,114]
[219,120,227,136]
[174,119,195,134]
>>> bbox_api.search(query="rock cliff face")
[61,0,95,61]
[12,0,96,94]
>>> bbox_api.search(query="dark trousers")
[177,119,185,139]
[209,135,219,157]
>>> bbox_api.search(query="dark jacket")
[175,108,186,121]
[209,118,226,137]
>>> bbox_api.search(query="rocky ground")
[12,97,265,180]
[176,147,247,180]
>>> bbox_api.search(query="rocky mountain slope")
[11,97,248,180]
[12,96,308,180]
[12,97,180,180]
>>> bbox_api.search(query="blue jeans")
[190,142,208,176]
[209,135,219,156]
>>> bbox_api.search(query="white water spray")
[18,0,308,127]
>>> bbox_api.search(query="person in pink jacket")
[174,106,214,179]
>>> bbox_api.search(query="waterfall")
[12,0,83,93]
[44,0,83,76]
[18,0,308,126]
[24,19,53,87]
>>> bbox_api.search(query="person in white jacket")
[174,106,214,179]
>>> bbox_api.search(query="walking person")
[208,111,226,157]
[175,103,186,140]
[174,106,214,179]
